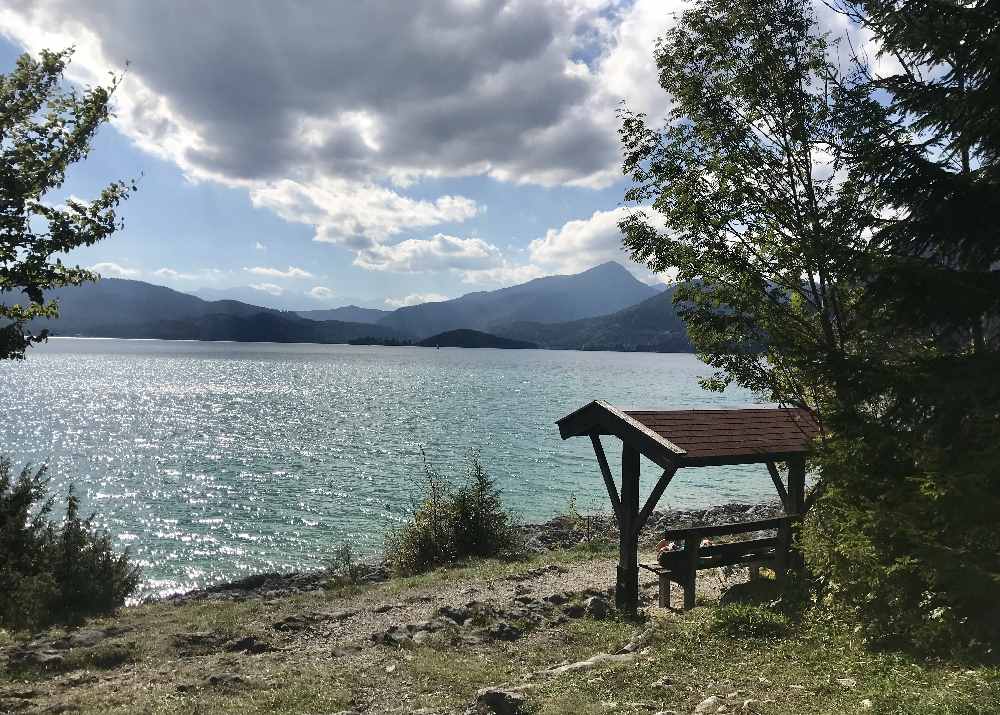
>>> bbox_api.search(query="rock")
[694,696,722,713]
[331,644,362,658]
[371,625,413,647]
[485,622,522,642]
[172,631,229,656]
[207,672,244,688]
[651,676,673,688]
[60,629,105,649]
[474,687,528,715]
[542,652,636,676]
[272,613,325,632]
[584,595,610,620]
[619,627,655,654]
[836,677,858,689]
[562,602,586,618]
[543,592,568,605]
[652,711,680,715]
[412,630,432,645]
[8,647,65,671]
[437,605,473,625]
[225,636,273,655]
[861,699,873,709]
[65,673,98,687]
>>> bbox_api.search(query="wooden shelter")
[556,400,820,610]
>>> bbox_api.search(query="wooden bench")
[639,516,796,610]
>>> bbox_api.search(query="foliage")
[620,0,1000,654]
[0,456,141,630]
[324,542,366,586]
[619,0,875,408]
[385,450,520,575]
[1,48,135,360]
[709,602,791,640]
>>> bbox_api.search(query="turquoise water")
[1,338,771,598]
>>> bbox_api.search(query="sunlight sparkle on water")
[1,338,773,598]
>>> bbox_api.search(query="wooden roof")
[557,400,819,467]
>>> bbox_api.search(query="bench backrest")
[661,515,796,540]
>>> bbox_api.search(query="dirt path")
[1,548,744,714]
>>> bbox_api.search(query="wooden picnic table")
[556,400,820,611]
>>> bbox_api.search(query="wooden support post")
[787,456,806,516]
[683,534,700,610]
[659,572,669,609]
[774,521,791,582]
[615,445,640,611]
[786,455,806,572]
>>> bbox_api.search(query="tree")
[1,48,134,360]
[620,0,1000,651]
[618,0,874,414]
[803,0,1000,650]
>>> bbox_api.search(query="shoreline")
[160,500,782,605]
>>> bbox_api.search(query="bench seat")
[642,516,796,609]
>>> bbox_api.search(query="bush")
[385,450,520,575]
[710,603,791,640]
[324,542,367,586]
[0,457,141,631]
[801,429,1000,657]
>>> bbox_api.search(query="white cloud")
[244,265,315,279]
[249,282,284,296]
[0,0,681,268]
[248,178,479,248]
[153,267,226,281]
[459,262,546,285]
[254,241,266,251]
[384,292,449,308]
[354,233,502,273]
[90,261,140,278]
[458,207,667,286]
[527,207,635,274]
[308,286,335,300]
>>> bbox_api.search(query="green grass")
[1,546,996,715]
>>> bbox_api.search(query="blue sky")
[0,1,676,309]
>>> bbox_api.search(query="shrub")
[385,450,520,575]
[710,603,791,640]
[801,429,1000,657]
[324,542,366,586]
[0,457,141,631]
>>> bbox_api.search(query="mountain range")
[373,262,660,338]
[27,280,400,344]
[15,261,693,352]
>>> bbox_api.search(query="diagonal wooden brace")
[766,461,789,511]
[590,432,622,522]
[632,464,677,541]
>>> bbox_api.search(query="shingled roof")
[556,400,819,467]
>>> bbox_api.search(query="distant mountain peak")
[587,260,629,272]
[376,259,659,338]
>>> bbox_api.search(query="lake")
[1,338,772,599]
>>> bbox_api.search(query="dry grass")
[1,545,996,714]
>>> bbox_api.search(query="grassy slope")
[1,545,996,714]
